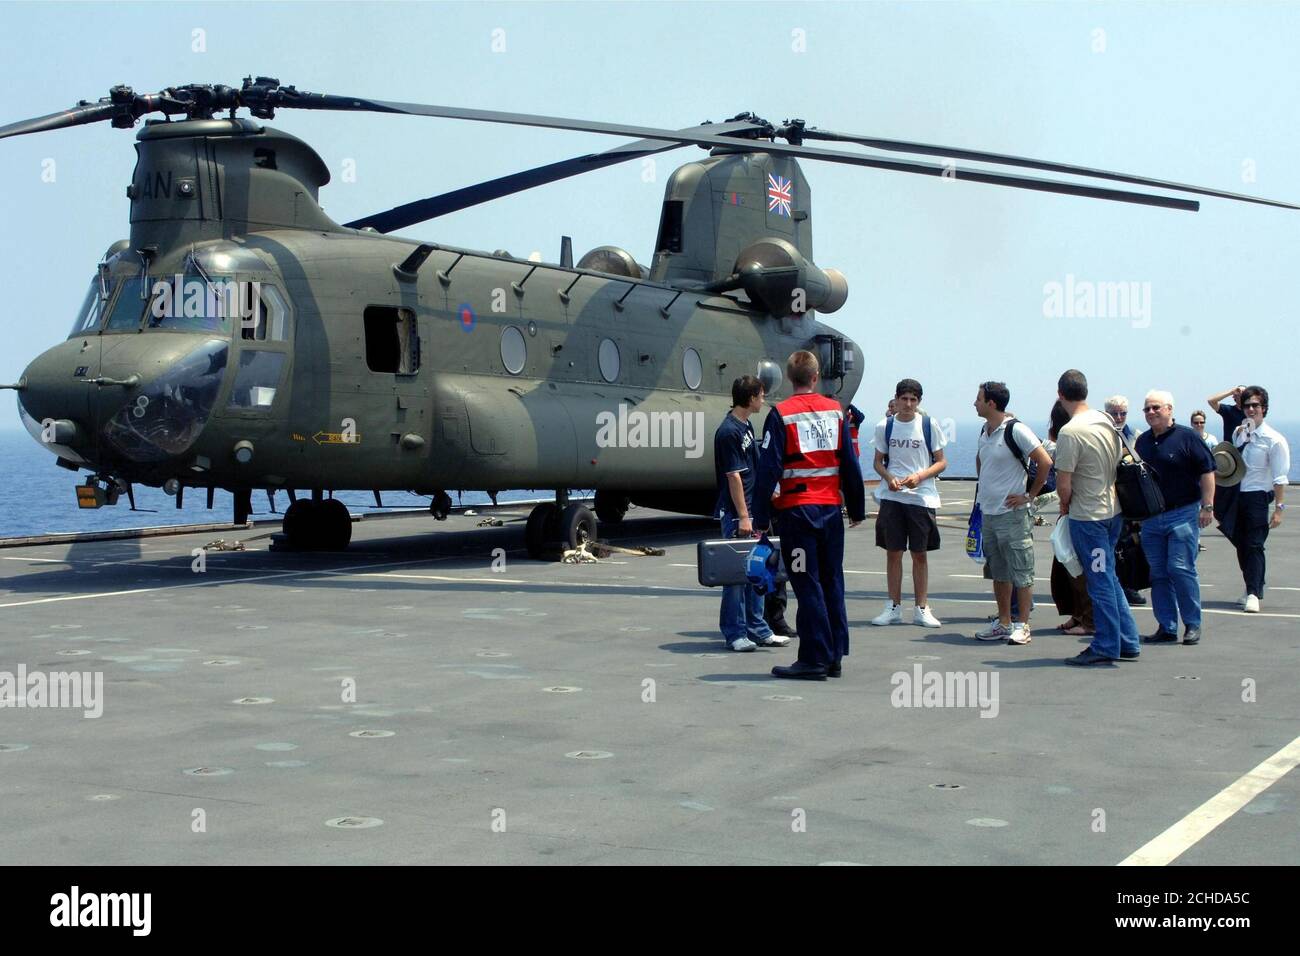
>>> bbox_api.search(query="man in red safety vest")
[753,350,867,680]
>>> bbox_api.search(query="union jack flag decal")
[767,174,793,217]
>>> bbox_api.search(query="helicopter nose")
[98,337,229,463]
[15,347,95,464]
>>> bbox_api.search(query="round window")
[500,326,527,375]
[757,359,783,396]
[598,338,620,383]
[682,348,702,390]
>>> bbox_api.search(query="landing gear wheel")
[525,503,559,560]
[559,503,597,552]
[281,499,351,550]
[319,498,352,551]
[594,490,630,525]
[282,500,319,550]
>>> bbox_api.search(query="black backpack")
[882,414,934,469]
[1002,418,1056,495]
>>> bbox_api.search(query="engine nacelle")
[733,237,848,317]
[576,246,647,279]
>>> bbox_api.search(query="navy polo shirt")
[713,412,758,519]
[1216,402,1245,439]
[1135,422,1215,510]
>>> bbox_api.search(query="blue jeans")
[1068,514,1139,659]
[719,515,774,644]
[1140,502,1202,631]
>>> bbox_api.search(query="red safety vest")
[776,392,844,508]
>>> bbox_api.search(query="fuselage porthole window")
[501,325,527,375]
[682,347,703,390]
[598,337,620,383]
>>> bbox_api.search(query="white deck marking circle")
[1118,735,1300,867]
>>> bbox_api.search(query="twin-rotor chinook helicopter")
[3,78,1296,556]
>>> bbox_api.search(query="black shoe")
[772,661,828,681]
[827,661,842,678]
[1143,628,1179,644]
[1065,649,1117,666]
[1182,627,1201,646]
[1124,588,1147,606]
[1120,650,1141,661]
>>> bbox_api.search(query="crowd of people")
[711,353,1291,678]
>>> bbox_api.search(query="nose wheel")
[279,497,352,551]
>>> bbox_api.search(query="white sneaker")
[1007,623,1032,645]
[729,637,757,652]
[755,633,791,647]
[1244,595,1260,614]
[914,606,942,628]
[975,621,1011,641]
[871,602,902,626]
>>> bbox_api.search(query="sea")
[2,421,1297,538]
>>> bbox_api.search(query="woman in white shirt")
[1226,386,1290,612]
[1190,410,1217,449]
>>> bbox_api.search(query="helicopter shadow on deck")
[0,512,718,603]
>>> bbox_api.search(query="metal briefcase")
[696,536,786,588]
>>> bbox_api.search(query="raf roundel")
[457,302,476,333]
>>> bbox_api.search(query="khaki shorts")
[983,507,1035,588]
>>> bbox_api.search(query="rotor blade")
[0,101,120,141]
[792,127,1300,211]
[273,92,1201,211]
[345,119,767,233]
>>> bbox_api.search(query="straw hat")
[1210,441,1246,487]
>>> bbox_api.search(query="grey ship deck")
[0,480,1295,865]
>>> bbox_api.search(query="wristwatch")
[1199,504,1213,512]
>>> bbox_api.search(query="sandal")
[1058,618,1081,632]
[1063,625,1094,636]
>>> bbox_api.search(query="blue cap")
[745,536,782,595]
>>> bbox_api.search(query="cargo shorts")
[983,507,1035,588]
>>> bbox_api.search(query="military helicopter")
[3,78,1296,557]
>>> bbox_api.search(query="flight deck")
[0,480,1296,866]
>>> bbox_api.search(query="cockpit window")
[67,280,110,338]
[144,274,240,333]
[104,277,151,331]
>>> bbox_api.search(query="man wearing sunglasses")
[1224,387,1290,613]
[1135,392,1216,645]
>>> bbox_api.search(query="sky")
[1,0,1297,432]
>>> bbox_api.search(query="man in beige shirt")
[1053,369,1140,665]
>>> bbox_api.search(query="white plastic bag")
[1052,516,1082,577]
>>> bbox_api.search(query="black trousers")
[764,580,790,628]
[1230,490,1273,598]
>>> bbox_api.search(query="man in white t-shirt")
[972,382,1053,645]
[870,378,948,627]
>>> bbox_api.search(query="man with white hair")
[1135,390,1216,645]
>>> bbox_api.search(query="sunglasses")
[1243,402,1264,409]
[1111,410,1128,417]
[1141,405,1165,413]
